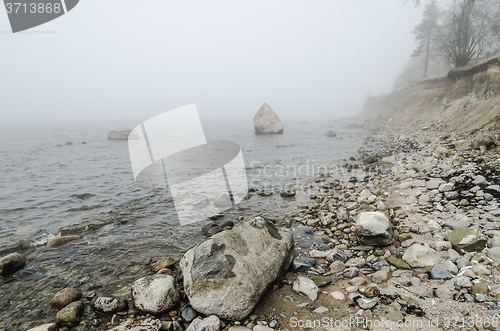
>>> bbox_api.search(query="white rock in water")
[402,243,438,268]
[107,129,138,140]
[355,212,394,246]
[253,103,284,134]
[131,275,179,314]
[292,276,319,301]
[181,217,295,320]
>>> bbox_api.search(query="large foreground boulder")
[355,212,394,246]
[181,217,295,320]
[253,103,284,134]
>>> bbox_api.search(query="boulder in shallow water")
[47,235,81,247]
[50,288,82,309]
[325,130,337,137]
[55,301,83,327]
[0,252,26,276]
[107,129,138,140]
[355,212,394,246]
[253,103,284,134]
[181,217,295,320]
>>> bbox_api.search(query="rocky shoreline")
[4,121,500,331]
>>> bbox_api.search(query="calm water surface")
[0,118,366,329]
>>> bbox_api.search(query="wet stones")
[131,275,180,314]
[292,277,319,301]
[280,189,296,197]
[50,288,82,309]
[445,228,487,252]
[150,257,176,272]
[47,235,81,247]
[55,301,83,327]
[0,252,26,276]
[181,217,294,320]
[91,295,128,314]
[402,243,437,268]
[355,212,394,246]
[27,323,57,331]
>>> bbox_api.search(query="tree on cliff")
[435,0,492,67]
[411,0,441,78]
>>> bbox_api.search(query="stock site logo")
[4,0,79,33]
[128,104,249,226]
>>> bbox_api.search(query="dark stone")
[430,267,453,280]
[192,242,236,279]
[318,244,330,251]
[206,226,223,237]
[250,218,282,240]
[201,222,218,236]
[219,221,234,229]
[0,244,22,258]
[331,277,343,284]
[181,306,197,323]
[0,252,26,276]
[363,155,378,164]
[289,261,310,272]
[343,270,358,278]
[303,258,317,267]
[373,260,389,271]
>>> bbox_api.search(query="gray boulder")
[181,217,295,320]
[355,212,394,246]
[107,129,138,140]
[253,103,284,134]
[131,275,179,314]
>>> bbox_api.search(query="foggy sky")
[1,1,429,123]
